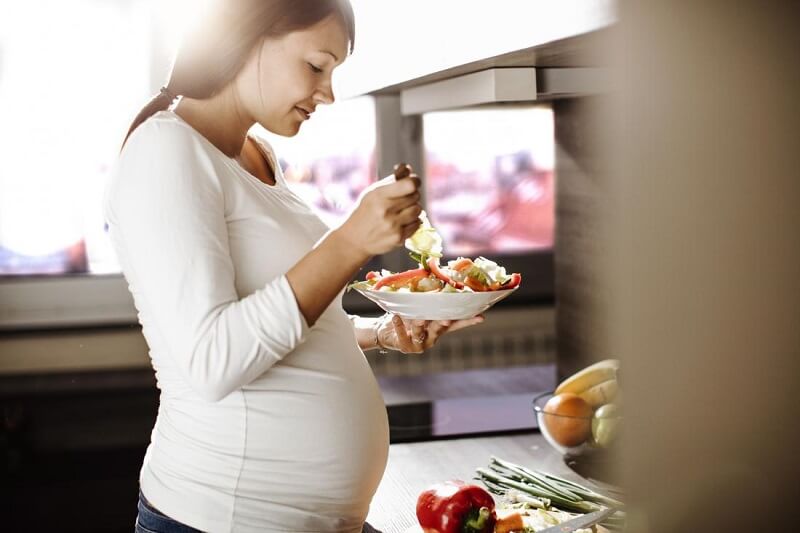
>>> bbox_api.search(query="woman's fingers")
[401,219,423,240]
[391,315,417,352]
[393,317,425,353]
[389,191,422,215]
[410,319,429,345]
[382,175,420,198]
[445,315,485,333]
[390,315,484,354]
[394,202,423,226]
[425,319,452,343]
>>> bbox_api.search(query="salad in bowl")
[348,212,521,320]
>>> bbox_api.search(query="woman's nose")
[313,82,335,106]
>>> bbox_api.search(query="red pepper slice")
[501,272,522,290]
[427,258,465,290]
[416,480,496,533]
[365,271,380,281]
[373,268,429,290]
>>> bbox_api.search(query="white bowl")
[354,287,518,320]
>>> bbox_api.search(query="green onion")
[536,470,625,508]
[476,457,626,529]
[475,477,508,496]
[475,468,598,513]
[490,457,581,502]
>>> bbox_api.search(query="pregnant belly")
[236,345,390,516]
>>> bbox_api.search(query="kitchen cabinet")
[338,0,614,99]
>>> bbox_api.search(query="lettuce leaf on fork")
[405,211,442,268]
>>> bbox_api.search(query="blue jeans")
[135,490,202,533]
[135,490,383,532]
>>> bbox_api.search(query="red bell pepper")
[416,480,496,533]
[372,268,429,290]
[427,258,465,290]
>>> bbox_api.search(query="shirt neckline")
[155,110,286,190]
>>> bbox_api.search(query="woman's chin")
[260,121,301,138]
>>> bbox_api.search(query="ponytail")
[121,86,177,150]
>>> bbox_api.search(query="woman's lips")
[295,107,311,120]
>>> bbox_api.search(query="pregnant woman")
[103,1,482,531]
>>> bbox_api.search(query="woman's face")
[237,14,349,137]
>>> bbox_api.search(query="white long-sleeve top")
[103,110,389,532]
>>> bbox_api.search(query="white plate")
[354,287,517,320]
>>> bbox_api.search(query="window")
[0,0,154,276]
[423,106,555,257]
[410,105,556,305]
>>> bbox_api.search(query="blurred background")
[1,1,798,532]
[0,0,563,276]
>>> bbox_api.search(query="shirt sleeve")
[104,119,309,402]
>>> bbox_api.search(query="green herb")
[475,457,627,530]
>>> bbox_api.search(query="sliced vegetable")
[502,273,522,290]
[416,276,445,292]
[427,258,465,290]
[372,268,428,291]
[465,276,490,292]
[475,456,626,530]
[473,256,510,285]
[350,212,522,293]
[451,257,474,272]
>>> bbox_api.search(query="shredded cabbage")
[473,256,511,284]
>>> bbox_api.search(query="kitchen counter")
[367,431,620,533]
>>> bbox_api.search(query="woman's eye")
[308,63,323,73]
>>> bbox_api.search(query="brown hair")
[122,0,355,147]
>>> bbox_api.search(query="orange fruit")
[543,393,593,447]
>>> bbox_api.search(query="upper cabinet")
[336,0,616,99]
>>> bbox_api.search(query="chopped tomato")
[365,271,381,281]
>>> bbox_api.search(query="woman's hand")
[336,168,422,258]
[375,314,485,354]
